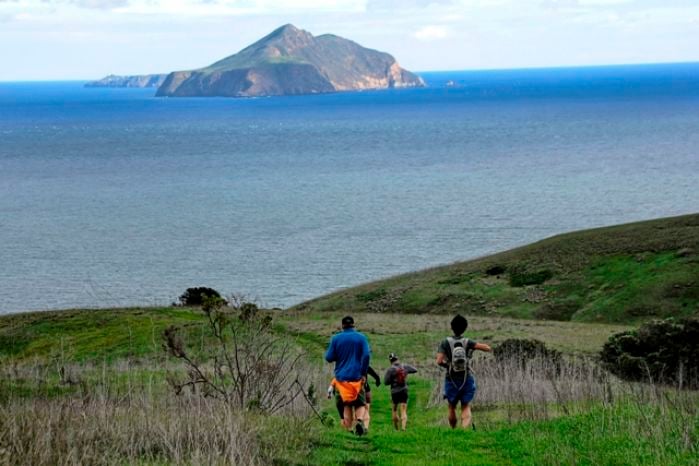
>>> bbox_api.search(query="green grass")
[1,306,696,465]
[0,307,208,361]
[494,401,699,466]
[294,213,699,323]
[306,377,698,466]
[308,378,513,466]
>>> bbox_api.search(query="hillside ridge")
[293,213,699,323]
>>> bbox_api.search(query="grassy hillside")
[2,307,696,465]
[2,214,699,464]
[294,213,699,323]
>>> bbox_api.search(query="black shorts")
[391,390,408,405]
[344,386,367,408]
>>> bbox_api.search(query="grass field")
[1,306,697,465]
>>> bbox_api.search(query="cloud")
[367,0,454,10]
[70,0,128,9]
[413,24,449,40]
[1,0,365,15]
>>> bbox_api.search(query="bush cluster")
[600,318,699,388]
[493,338,563,370]
[508,268,553,287]
[178,287,222,306]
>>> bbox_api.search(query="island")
[156,24,425,98]
[84,74,168,88]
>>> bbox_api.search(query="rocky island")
[156,24,425,98]
[85,74,167,88]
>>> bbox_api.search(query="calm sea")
[1,63,699,314]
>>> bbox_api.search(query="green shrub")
[508,268,553,287]
[600,318,699,388]
[178,287,222,306]
[534,300,580,321]
[356,288,387,302]
[493,338,563,370]
[485,264,506,276]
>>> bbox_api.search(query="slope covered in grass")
[294,213,699,323]
[1,307,697,465]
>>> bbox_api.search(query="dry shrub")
[0,359,324,466]
[428,353,611,422]
[0,391,259,466]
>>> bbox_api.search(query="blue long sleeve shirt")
[324,328,370,382]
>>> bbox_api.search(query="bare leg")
[447,404,457,429]
[364,403,371,431]
[392,404,399,430]
[399,403,408,431]
[342,405,354,431]
[461,403,472,429]
[354,405,367,428]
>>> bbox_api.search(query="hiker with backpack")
[436,315,491,429]
[383,353,417,431]
[325,315,371,435]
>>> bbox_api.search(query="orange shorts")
[330,378,365,404]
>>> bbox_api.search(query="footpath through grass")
[308,377,699,466]
[310,378,511,466]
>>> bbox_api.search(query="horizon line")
[2,60,698,83]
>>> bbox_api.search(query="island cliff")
[156,24,425,98]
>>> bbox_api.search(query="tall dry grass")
[0,360,325,466]
[426,353,697,462]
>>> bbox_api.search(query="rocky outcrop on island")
[85,74,168,88]
[156,24,425,98]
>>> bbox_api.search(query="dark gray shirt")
[383,362,418,394]
[438,336,477,382]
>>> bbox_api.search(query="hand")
[375,379,381,387]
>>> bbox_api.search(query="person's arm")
[324,338,336,363]
[383,368,393,386]
[367,366,381,386]
[474,342,492,352]
[360,338,370,376]
[405,364,418,374]
[436,352,449,369]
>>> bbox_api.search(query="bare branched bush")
[163,296,313,414]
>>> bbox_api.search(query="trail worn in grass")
[309,376,698,466]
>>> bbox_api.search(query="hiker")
[328,365,380,430]
[383,352,417,431]
[328,366,381,431]
[436,314,491,429]
[325,315,371,435]
[363,366,381,430]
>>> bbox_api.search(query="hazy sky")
[1,0,698,80]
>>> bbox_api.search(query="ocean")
[1,63,698,314]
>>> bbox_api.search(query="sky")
[1,0,698,80]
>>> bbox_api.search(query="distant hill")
[293,214,699,323]
[156,24,425,98]
[85,74,167,88]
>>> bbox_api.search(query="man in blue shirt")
[325,315,371,435]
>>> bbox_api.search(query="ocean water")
[1,63,699,314]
